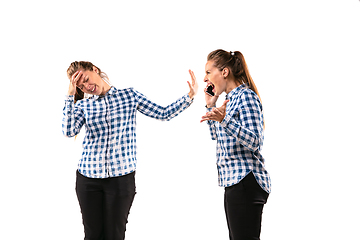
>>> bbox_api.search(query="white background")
[1,0,359,239]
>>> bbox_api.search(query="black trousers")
[224,173,269,240]
[76,171,136,240]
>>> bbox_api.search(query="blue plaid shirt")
[62,86,193,178]
[206,84,271,193]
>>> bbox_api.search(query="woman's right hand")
[68,71,82,95]
[204,87,219,108]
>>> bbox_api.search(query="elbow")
[248,138,262,152]
[157,116,171,121]
[248,142,260,152]
[238,127,262,152]
[161,112,177,121]
[239,135,260,152]
[62,127,76,138]
[239,140,259,152]
[210,131,217,140]
[63,131,75,138]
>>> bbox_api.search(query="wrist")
[188,91,194,100]
[206,103,215,108]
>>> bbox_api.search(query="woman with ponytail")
[200,49,271,240]
[62,61,198,240]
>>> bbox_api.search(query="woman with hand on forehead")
[200,49,271,240]
[62,61,198,240]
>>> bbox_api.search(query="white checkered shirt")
[206,84,271,193]
[62,86,193,178]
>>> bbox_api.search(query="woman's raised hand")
[187,70,198,99]
[68,71,82,95]
[200,100,229,123]
[204,87,219,108]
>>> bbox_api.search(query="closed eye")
[77,76,88,90]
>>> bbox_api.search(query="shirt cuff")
[185,94,194,103]
[65,95,74,101]
[206,105,216,111]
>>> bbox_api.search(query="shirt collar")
[226,83,248,100]
[92,86,116,100]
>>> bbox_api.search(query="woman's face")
[204,60,226,96]
[76,67,109,95]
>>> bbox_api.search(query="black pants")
[224,173,269,240]
[76,171,136,240]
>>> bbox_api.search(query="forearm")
[220,114,260,152]
[137,90,193,121]
[62,95,84,137]
[163,94,193,121]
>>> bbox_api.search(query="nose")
[85,83,92,91]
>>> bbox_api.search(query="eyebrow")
[77,76,86,89]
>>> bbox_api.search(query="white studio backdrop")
[1,0,359,239]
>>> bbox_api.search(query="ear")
[222,68,229,78]
[92,66,99,74]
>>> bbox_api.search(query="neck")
[100,82,111,95]
[225,78,241,94]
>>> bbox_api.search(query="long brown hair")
[207,49,262,104]
[207,49,264,127]
[66,61,109,103]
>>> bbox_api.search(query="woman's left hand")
[200,100,229,123]
[187,69,198,99]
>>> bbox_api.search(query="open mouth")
[91,86,96,93]
[206,82,215,96]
